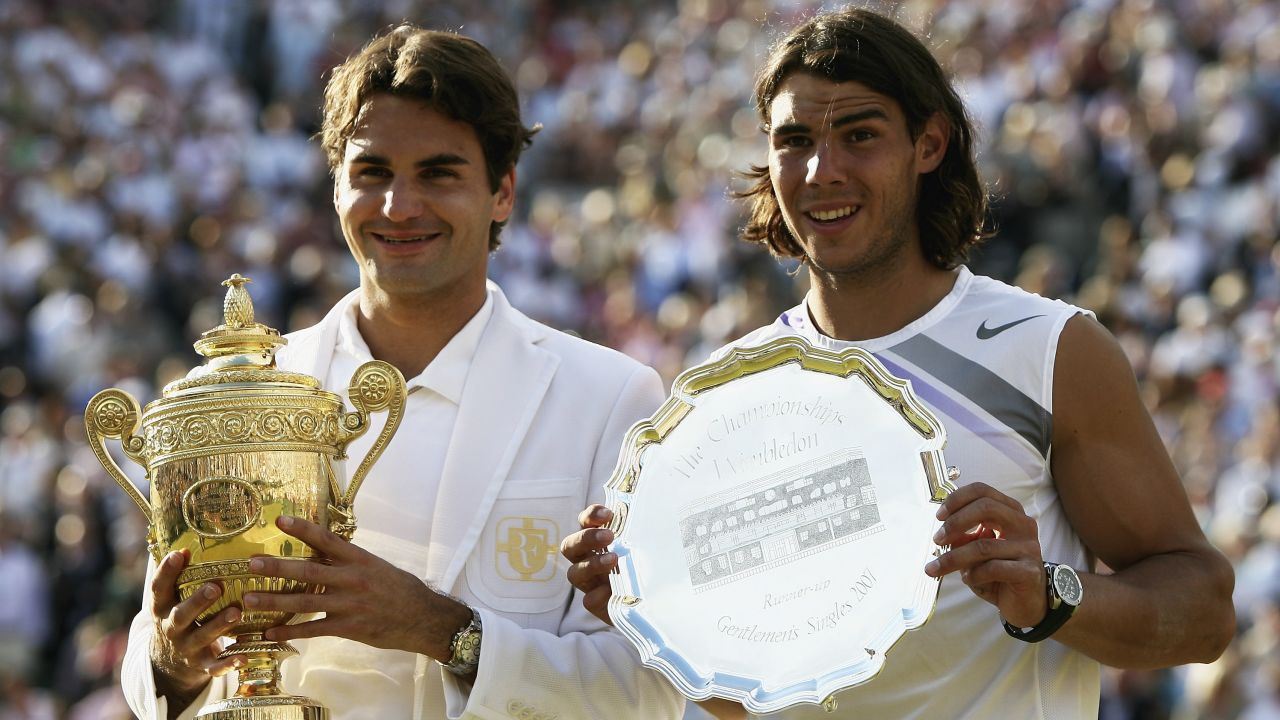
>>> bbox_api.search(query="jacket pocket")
[464,477,581,615]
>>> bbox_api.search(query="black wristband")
[1002,604,1073,642]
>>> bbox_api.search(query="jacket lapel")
[426,286,558,588]
[275,289,355,380]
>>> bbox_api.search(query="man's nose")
[382,179,424,221]
[805,139,846,186]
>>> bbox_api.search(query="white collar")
[333,289,496,404]
[789,266,973,352]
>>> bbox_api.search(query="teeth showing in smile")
[808,206,855,222]
[377,234,428,243]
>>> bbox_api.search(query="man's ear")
[915,113,950,174]
[492,167,516,223]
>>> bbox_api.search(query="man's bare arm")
[1044,314,1234,667]
[930,315,1233,667]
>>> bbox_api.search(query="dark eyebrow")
[349,152,470,168]
[832,108,890,128]
[770,108,891,137]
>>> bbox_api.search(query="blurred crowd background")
[1,0,1278,717]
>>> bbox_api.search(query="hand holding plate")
[562,504,618,625]
[925,481,1047,628]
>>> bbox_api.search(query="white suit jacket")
[121,282,686,720]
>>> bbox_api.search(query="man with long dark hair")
[563,8,1234,718]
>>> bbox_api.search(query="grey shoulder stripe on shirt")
[891,334,1052,457]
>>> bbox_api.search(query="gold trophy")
[85,274,406,720]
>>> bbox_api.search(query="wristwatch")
[1003,562,1083,642]
[444,607,483,675]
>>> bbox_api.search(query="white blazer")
[121,283,686,720]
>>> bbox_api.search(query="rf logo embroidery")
[496,517,560,581]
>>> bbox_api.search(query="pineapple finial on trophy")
[192,274,286,368]
[222,273,255,328]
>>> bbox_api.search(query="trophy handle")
[84,389,151,521]
[333,361,406,529]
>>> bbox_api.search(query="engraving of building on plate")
[679,449,882,592]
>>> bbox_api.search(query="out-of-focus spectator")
[0,511,49,689]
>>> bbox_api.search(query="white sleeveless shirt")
[724,267,1100,720]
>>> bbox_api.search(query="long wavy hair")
[737,8,988,268]
[320,25,538,249]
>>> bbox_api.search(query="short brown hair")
[737,8,988,268]
[320,25,538,249]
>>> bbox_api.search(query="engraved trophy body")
[85,275,406,720]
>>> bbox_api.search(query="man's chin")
[804,248,908,284]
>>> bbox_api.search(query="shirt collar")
[786,266,973,352]
[334,289,495,405]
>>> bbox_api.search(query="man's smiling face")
[333,93,513,304]
[767,72,945,282]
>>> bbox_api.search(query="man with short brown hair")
[122,25,685,720]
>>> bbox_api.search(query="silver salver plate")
[605,336,955,714]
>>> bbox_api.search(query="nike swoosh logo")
[976,314,1045,340]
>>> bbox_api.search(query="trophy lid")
[193,274,286,360]
[163,274,319,395]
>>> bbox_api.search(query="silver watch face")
[446,613,483,674]
[455,625,482,665]
[1052,565,1083,607]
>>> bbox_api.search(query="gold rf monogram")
[496,517,559,581]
